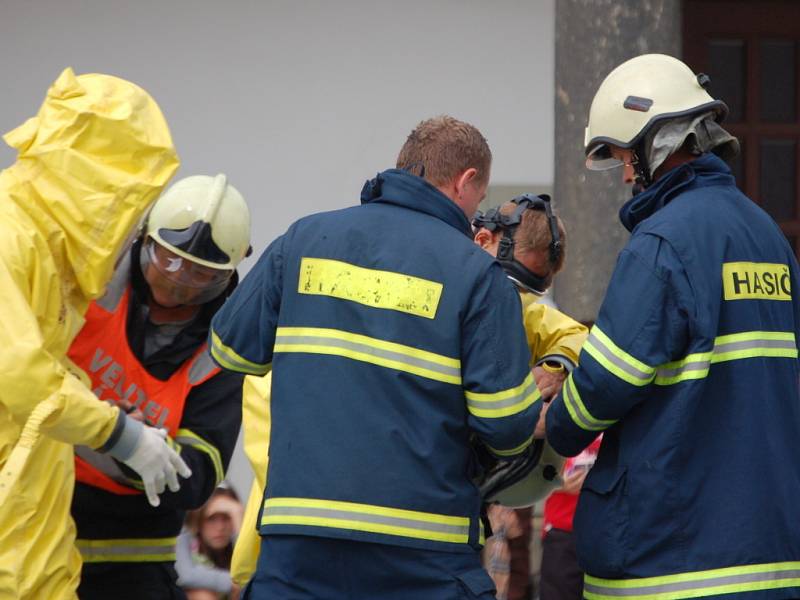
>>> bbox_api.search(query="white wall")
[0,0,555,497]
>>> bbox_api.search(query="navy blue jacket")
[211,169,539,553]
[547,154,800,599]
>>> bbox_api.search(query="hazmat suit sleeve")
[461,262,540,459]
[546,233,694,456]
[0,236,118,449]
[231,373,272,586]
[522,300,588,369]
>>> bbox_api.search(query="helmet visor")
[142,239,232,305]
[585,143,625,171]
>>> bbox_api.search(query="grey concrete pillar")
[553,0,682,322]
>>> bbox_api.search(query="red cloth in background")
[542,436,602,536]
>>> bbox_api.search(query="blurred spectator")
[176,485,244,600]
[539,436,602,600]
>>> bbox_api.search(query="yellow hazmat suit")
[0,68,179,599]
[519,293,587,369]
[231,374,272,587]
[230,296,588,586]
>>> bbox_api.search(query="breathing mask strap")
[475,194,561,295]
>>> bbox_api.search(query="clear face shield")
[140,238,233,307]
[585,143,628,171]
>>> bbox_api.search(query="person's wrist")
[541,360,565,374]
[105,415,143,461]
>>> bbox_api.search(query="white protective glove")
[107,417,192,507]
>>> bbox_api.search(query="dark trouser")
[539,528,583,600]
[78,562,187,600]
[243,535,497,599]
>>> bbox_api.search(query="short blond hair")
[499,201,567,274]
[396,115,491,187]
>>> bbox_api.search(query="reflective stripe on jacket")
[547,154,800,597]
[211,168,538,553]
[76,537,177,563]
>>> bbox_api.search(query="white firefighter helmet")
[477,439,566,509]
[145,173,251,270]
[483,442,565,508]
[584,53,728,171]
[141,174,251,306]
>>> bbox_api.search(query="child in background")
[176,485,244,600]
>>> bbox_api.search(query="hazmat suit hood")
[0,67,180,302]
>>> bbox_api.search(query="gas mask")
[472,194,562,295]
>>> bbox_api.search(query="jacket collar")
[619,153,735,232]
[360,169,473,237]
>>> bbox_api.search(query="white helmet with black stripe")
[585,54,728,185]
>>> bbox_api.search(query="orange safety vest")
[68,261,219,495]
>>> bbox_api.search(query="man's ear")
[473,227,493,249]
[455,167,478,196]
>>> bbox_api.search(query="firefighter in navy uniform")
[68,174,251,600]
[546,54,800,600]
[210,116,542,599]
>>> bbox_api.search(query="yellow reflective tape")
[277,327,459,368]
[722,262,791,301]
[261,514,467,544]
[465,372,535,402]
[465,373,540,418]
[654,351,712,386]
[76,537,177,563]
[592,327,654,375]
[584,327,655,387]
[655,331,797,385]
[716,330,795,344]
[584,581,800,600]
[275,327,461,385]
[584,561,800,600]
[175,428,224,485]
[262,497,472,544]
[487,433,534,457]
[210,331,271,375]
[80,553,177,563]
[712,346,798,363]
[298,257,443,319]
[265,497,467,524]
[562,374,616,432]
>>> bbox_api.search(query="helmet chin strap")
[632,145,653,195]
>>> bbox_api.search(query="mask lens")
[142,240,232,305]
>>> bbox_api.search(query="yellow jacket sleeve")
[520,295,589,370]
[230,373,272,587]
[0,242,118,454]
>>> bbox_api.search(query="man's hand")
[534,399,550,439]
[532,364,567,400]
[230,583,242,600]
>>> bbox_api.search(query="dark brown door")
[684,0,800,254]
